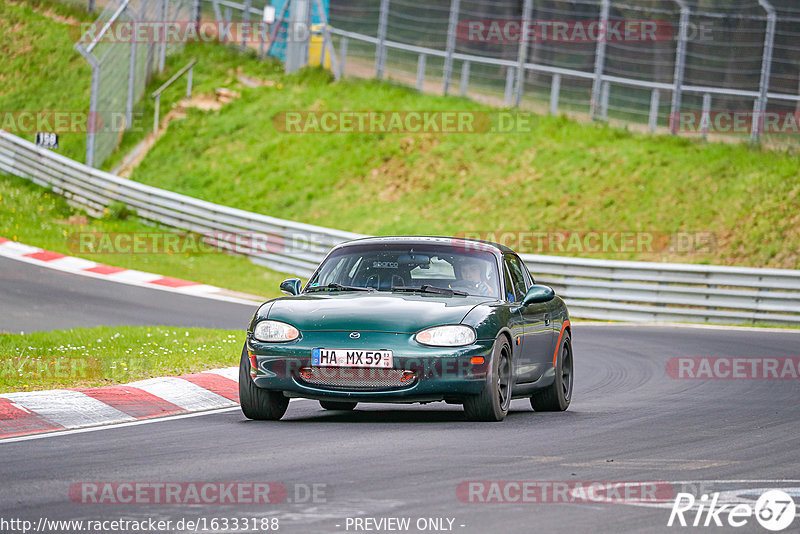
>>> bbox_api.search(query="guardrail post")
[504,68,514,107]
[459,60,470,96]
[649,88,660,132]
[669,1,689,134]
[340,36,348,78]
[442,0,461,95]
[590,0,609,119]
[417,54,426,92]
[513,0,533,107]
[751,0,776,143]
[242,0,252,51]
[550,73,561,114]
[375,0,390,79]
[701,92,711,139]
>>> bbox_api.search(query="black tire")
[531,330,573,412]
[239,344,289,420]
[319,401,357,411]
[463,336,512,422]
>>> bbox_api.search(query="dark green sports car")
[239,236,573,422]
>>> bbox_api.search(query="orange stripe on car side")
[552,320,571,367]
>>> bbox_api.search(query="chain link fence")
[327,0,800,144]
[74,0,195,167]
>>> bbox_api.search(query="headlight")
[415,325,476,347]
[253,320,300,342]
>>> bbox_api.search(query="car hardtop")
[330,235,514,257]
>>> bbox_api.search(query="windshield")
[306,243,501,298]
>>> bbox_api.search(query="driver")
[461,260,494,296]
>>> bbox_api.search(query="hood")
[265,292,492,333]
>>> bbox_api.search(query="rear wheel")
[463,336,512,422]
[319,401,357,411]
[531,331,573,412]
[239,344,289,420]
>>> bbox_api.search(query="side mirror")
[521,284,555,306]
[280,278,302,296]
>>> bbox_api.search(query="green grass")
[124,46,800,269]
[0,326,243,393]
[0,172,291,298]
[0,0,95,162]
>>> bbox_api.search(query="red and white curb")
[0,367,239,440]
[0,237,262,306]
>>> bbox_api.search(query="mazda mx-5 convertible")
[239,236,573,422]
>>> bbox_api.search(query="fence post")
[417,54,427,92]
[88,0,95,12]
[442,0,461,95]
[375,0,390,79]
[242,0,252,52]
[158,0,167,71]
[590,0,609,119]
[224,6,232,43]
[669,1,689,134]
[550,73,561,115]
[600,81,610,120]
[460,60,470,96]
[649,89,660,132]
[513,0,533,107]
[86,64,100,167]
[193,0,201,28]
[340,36,348,78]
[126,15,137,130]
[751,0,776,143]
[701,92,711,139]
[504,68,514,106]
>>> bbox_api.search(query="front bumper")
[246,331,494,403]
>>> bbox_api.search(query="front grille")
[296,367,416,390]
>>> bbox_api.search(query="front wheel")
[531,330,573,412]
[239,344,289,420]
[463,336,512,422]
[319,401,357,411]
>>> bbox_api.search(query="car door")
[506,253,553,383]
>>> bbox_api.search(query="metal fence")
[326,0,800,143]
[2,129,799,325]
[74,0,195,168]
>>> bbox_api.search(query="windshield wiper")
[306,282,375,293]
[391,284,468,296]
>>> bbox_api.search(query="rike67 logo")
[668,489,796,531]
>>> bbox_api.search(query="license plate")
[311,348,393,368]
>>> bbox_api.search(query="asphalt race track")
[2,257,799,533]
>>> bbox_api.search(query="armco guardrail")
[2,130,799,325]
[0,131,365,276]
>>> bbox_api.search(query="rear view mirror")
[280,278,302,296]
